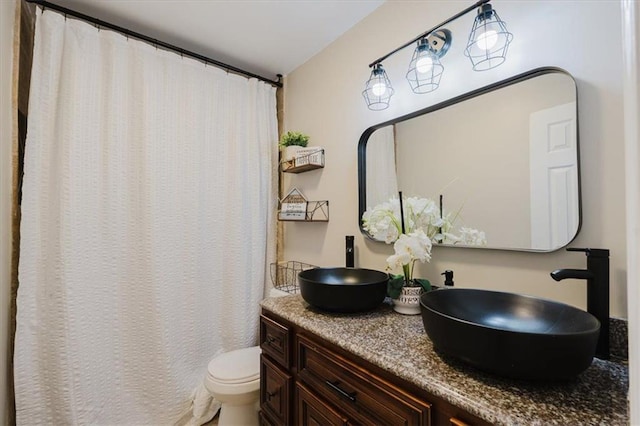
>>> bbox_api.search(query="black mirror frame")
[357,66,582,252]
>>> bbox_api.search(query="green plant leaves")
[414,278,432,292]
[387,274,405,299]
[279,131,309,147]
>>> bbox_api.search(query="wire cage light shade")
[362,64,395,110]
[363,1,514,110]
[406,37,446,94]
[464,4,513,71]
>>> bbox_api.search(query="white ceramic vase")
[393,286,423,315]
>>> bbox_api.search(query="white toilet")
[204,345,262,426]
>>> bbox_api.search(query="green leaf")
[279,131,309,147]
[387,274,405,299]
[414,278,432,293]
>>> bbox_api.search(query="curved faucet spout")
[550,268,595,281]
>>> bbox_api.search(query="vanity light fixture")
[364,0,513,110]
[362,63,395,110]
[406,30,451,94]
[464,3,513,71]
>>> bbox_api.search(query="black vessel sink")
[420,288,600,380]
[298,267,388,313]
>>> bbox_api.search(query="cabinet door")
[260,355,292,425]
[297,382,349,426]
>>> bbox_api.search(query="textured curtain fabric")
[14,9,277,425]
[366,125,398,209]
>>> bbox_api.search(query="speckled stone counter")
[260,295,629,426]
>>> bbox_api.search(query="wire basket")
[270,261,317,294]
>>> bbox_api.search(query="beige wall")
[283,1,627,317]
[0,0,16,423]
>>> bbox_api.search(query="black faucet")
[550,247,610,360]
[346,236,355,268]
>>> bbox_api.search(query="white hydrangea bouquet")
[362,194,486,299]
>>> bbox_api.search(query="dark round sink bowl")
[298,267,389,313]
[420,288,600,380]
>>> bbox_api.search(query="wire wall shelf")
[270,261,318,294]
[278,200,329,222]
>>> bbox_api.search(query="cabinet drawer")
[260,354,292,425]
[297,381,349,426]
[260,314,291,367]
[297,334,431,425]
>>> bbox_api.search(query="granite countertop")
[260,295,629,426]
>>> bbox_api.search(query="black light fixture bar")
[25,0,284,88]
[368,0,490,68]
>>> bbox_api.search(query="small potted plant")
[279,131,309,161]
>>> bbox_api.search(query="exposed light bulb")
[371,82,387,97]
[416,56,433,74]
[475,29,498,51]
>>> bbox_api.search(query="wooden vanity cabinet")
[259,310,491,426]
[260,314,293,425]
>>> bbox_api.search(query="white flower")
[362,199,403,244]
[458,227,487,246]
[363,196,455,243]
[363,195,486,246]
[396,230,432,262]
[386,253,410,274]
[385,230,433,276]
[363,195,486,284]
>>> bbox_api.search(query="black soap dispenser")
[441,270,454,287]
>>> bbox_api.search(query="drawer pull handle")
[450,417,470,426]
[266,336,278,345]
[266,389,279,402]
[325,380,357,403]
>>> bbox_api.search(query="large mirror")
[358,67,581,252]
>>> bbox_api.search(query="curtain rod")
[25,0,284,88]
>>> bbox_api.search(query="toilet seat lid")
[207,345,261,384]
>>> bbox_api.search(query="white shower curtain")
[14,9,277,425]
